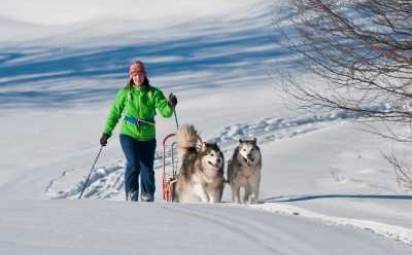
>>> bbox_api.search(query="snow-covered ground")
[1,0,411,254]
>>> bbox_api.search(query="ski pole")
[78,146,104,199]
[173,107,179,129]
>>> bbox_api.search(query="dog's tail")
[176,124,199,154]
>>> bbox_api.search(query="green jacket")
[103,85,173,141]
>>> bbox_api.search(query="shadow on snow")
[0,11,297,109]
[263,194,412,203]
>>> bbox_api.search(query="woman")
[100,60,177,202]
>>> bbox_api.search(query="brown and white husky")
[174,124,225,203]
[227,139,262,204]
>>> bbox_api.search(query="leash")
[78,146,104,199]
[123,115,155,126]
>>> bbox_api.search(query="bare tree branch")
[275,0,412,123]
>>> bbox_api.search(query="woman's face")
[131,71,146,86]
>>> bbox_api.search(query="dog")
[227,138,262,204]
[174,124,225,203]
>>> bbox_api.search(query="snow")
[1,200,411,255]
[0,0,411,254]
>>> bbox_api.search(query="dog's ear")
[239,139,244,144]
[252,138,257,145]
[201,142,208,151]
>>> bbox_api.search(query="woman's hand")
[168,93,177,107]
[100,133,110,146]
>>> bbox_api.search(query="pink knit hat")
[129,60,146,76]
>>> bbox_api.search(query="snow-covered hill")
[0,1,411,254]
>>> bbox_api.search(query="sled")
[160,132,202,202]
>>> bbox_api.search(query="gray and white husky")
[227,139,262,204]
[174,124,225,203]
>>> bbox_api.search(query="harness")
[123,115,155,126]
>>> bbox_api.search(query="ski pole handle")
[78,146,104,199]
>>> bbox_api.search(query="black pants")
[120,134,156,201]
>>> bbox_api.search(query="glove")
[100,133,110,146]
[168,93,177,108]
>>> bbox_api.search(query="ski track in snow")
[164,205,282,253]
[249,203,412,246]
